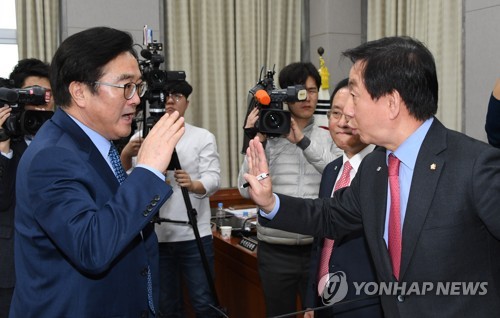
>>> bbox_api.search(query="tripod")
[151,149,227,317]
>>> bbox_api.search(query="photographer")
[125,79,221,317]
[238,62,342,317]
[0,58,53,317]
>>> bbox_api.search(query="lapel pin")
[430,163,437,170]
[376,167,381,172]
[334,166,339,171]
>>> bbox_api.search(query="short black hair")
[329,78,349,106]
[165,80,193,99]
[342,36,438,120]
[9,58,50,88]
[278,62,321,89]
[50,27,137,107]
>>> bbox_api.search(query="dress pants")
[257,240,312,317]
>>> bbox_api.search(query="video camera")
[139,26,186,136]
[0,77,52,141]
[247,66,306,138]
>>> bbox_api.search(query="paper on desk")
[224,207,257,218]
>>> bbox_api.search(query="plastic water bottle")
[216,202,225,227]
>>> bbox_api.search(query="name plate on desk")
[239,236,258,252]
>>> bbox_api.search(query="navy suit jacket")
[305,156,383,318]
[261,118,500,317]
[10,109,172,317]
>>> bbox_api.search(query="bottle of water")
[216,202,225,227]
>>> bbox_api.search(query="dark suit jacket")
[485,94,500,148]
[10,109,172,317]
[0,138,26,289]
[305,157,383,318]
[261,118,500,317]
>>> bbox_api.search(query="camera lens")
[264,111,285,129]
[20,110,53,135]
[257,109,291,137]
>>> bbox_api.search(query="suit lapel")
[369,150,395,279]
[399,119,447,279]
[51,109,119,189]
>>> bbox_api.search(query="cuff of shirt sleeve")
[136,164,166,181]
[296,136,311,150]
[258,193,280,219]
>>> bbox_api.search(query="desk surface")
[213,230,265,318]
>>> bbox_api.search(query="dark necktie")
[388,154,402,280]
[108,143,127,184]
[108,142,155,314]
[318,161,352,294]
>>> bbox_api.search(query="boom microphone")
[254,89,271,105]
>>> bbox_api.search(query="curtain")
[16,0,60,62]
[367,0,463,131]
[164,0,302,187]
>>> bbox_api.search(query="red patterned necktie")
[388,154,402,280]
[318,161,352,292]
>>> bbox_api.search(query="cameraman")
[124,80,221,317]
[0,58,53,317]
[238,62,342,317]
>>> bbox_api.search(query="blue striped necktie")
[108,143,127,184]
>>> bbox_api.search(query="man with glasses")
[10,27,185,317]
[303,78,380,318]
[238,62,342,317]
[124,80,221,317]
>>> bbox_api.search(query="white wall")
[61,0,162,51]
[464,0,500,141]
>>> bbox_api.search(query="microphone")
[140,49,152,60]
[0,87,18,104]
[254,89,271,105]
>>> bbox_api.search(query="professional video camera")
[0,77,52,141]
[246,66,306,138]
[139,27,186,136]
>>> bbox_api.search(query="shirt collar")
[343,144,376,172]
[387,117,434,171]
[66,113,112,159]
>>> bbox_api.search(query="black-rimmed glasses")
[94,81,148,100]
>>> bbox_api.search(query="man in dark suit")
[304,78,381,318]
[0,58,54,317]
[9,27,185,317]
[243,36,500,317]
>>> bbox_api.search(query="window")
[0,0,18,78]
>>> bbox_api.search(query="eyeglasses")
[327,110,352,121]
[166,93,185,102]
[94,81,148,100]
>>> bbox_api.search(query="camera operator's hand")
[136,111,185,173]
[245,107,267,142]
[0,105,12,153]
[286,117,304,144]
[174,169,206,195]
[245,107,259,129]
[120,136,143,171]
